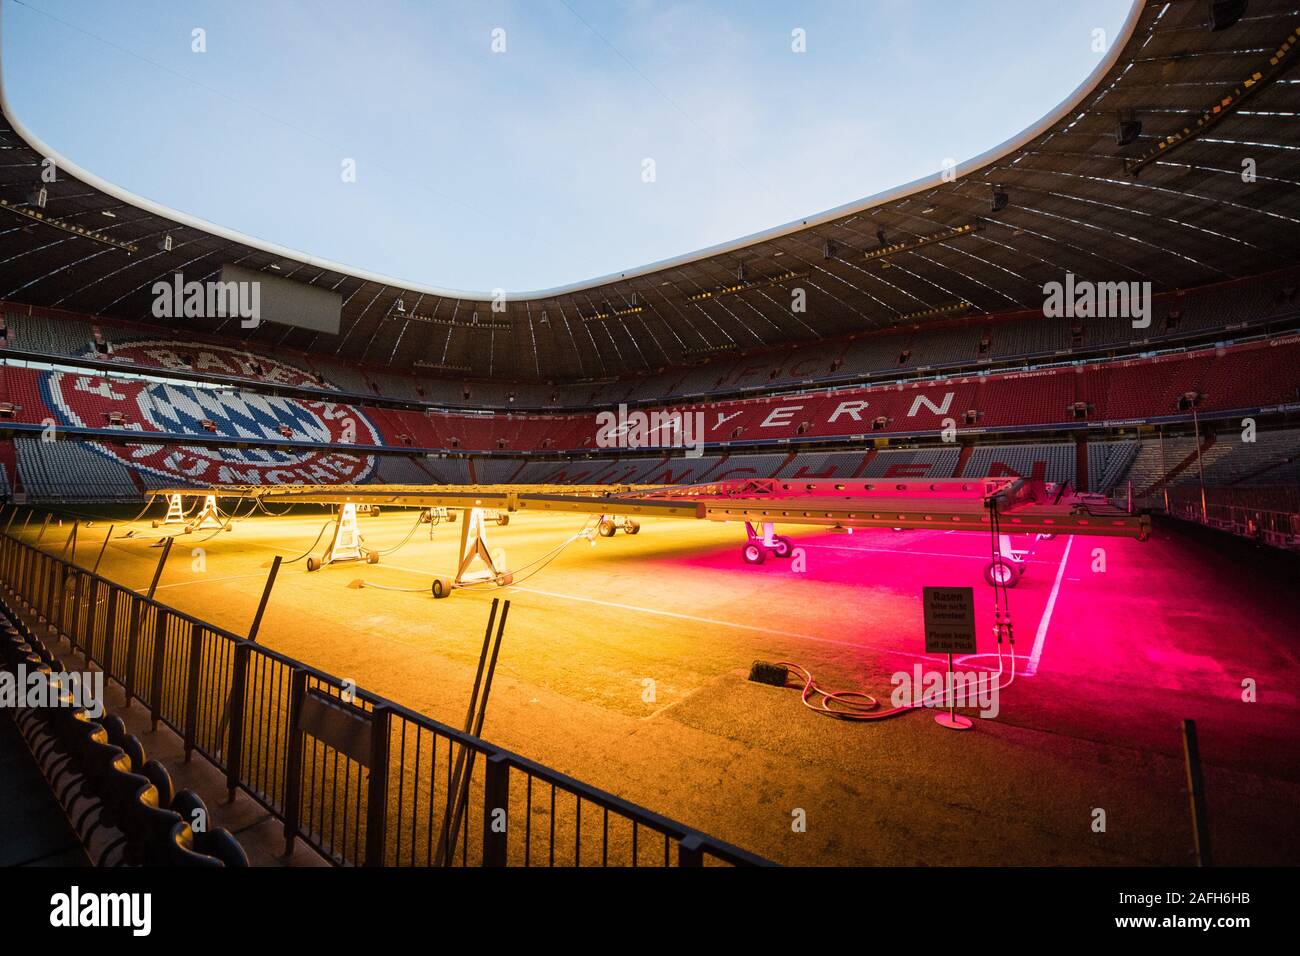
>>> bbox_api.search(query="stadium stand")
[779,451,867,478]
[1087,440,1139,495]
[13,439,139,502]
[960,443,1077,485]
[863,447,963,479]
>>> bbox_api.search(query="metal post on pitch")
[935,652,973,731]
[93,526,114,575]
[923,586,975,731]
[1182,718,1212,866]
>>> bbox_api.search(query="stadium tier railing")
[0,517,770,867]
[1162,487,1300,551]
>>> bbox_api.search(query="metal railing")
[1129,486,1300,551]
[0,526,769,867]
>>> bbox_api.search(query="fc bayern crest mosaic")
[39,341,380,486]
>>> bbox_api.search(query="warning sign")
[922,586,977,654]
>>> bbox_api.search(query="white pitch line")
[132,572,270,593]
[797,543,1054,565]
[507,584,982,665]
[1026,534,1074,677]
[375,558,989,666]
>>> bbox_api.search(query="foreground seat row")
[0,598,248,867]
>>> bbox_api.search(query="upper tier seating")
[3,268,1295,410]
[1,335,1296,455]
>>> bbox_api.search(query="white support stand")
[154,493,185,528]
[431,507,513,598]
[307,502,375,571]
[191,495,224,531]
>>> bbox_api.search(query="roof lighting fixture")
[899,300,974,322]
[1125,28,1299,175]
[863,221,981,262]
[0,197,138,252]
[684,269,808,303]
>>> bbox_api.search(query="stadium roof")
[2,0,1300,382]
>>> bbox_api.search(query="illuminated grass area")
[20,506,1300,865]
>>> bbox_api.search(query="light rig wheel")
[742,542,767,565]
[496,514,510,526]
[365,551,379,565]
[983,559,1020,588]
[306,557,321,573]
[770,535,795,558]
[598,519,617,537]
[623,520,641,535]
[431,577,453,599]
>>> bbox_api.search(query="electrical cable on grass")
[367,514,425,556]
[281,521,332,564]
[255,498,295,517]
[771,500,1021,722]
[127,495,159,524]
[452,516,602,591]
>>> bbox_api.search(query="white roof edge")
[0,0,1146,303]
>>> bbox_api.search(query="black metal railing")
[0,522,769,867]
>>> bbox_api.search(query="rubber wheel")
[371,506,381,516]
[366,551,379,565]
[431,577,453,599]
[598,520,617,537]
[151,520,160,528]
[742,542,766,565]
[496,514,509,526]
[770,535,795,558]
[495,572,514,586]
[306,557,321,573]
[420,512,431,524]
[623,520,641,535]
[183,526,193,534]
[984,559,1020,588]
[447,513,457,522]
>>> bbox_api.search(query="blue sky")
[3,0,1135,293]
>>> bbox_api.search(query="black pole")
[1181,718,1213,866]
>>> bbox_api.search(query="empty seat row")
[0,600,248,867]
